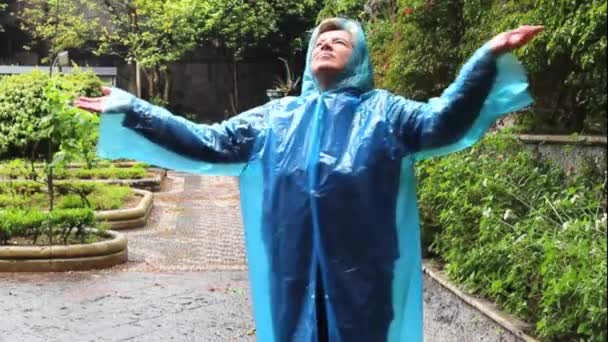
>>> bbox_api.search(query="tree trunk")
[144,68,154,100]
[47,144,54,211]
[232,59,239,113]
[136,61,142,98]
[162,68,171,104]
[153,67,160,100]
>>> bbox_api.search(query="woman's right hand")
[74,87,112,113]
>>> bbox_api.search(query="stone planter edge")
[423,260,538,342]
[518,134,607,146]
[95,189,153,230]
[0,168,168,192]
[62,168,168,191]
[0,230,128,272]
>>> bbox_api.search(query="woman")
[76,18,542,342]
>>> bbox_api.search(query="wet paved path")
[0,173,256,342]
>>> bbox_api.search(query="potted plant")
[267,57,301,100]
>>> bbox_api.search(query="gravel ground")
[0,172,255,342]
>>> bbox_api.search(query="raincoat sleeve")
[97,88,269,174]
[391,44,533,160]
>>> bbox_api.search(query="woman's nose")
[319,41,333,51]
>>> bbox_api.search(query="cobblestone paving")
[121,173,247,272]
[0,173,255,342]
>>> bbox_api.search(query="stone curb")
[0,169,168,192]
[0,231,128,272]
[423,260,538,342]
[65,161,146,169]
[58,168,168,192]
[95,189,153,230]
[518,134,607,146]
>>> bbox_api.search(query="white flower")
[569,194,581,204]
[562,221,572,230]
[595,213,608,229]
[514,234,526,244]
[482,178,488,187]
[503,209,516,221]
[483,207,493,218]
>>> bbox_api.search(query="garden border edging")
[95,189,153,230]
[423,260,538,342]
[0,230,128,272]
[65,168,168,192]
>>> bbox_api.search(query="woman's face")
[311,30,354,83]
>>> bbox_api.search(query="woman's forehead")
[316,30,352,42]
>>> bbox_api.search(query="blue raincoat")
[98,19,532,342]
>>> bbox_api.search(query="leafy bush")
[364,0,606,135]
[0,69,102,160]
[0,209,46,244]
[0,208,98,245]
[417,133,607,340]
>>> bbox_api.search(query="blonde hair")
[316,18,357,44]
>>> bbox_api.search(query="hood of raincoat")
[301,18,374,95]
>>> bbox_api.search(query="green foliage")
[417,134,607,340]
[0,208,98,245]
[317,0,366,21]
[0,209,46,245]
[210,0,321,57]
[81,185,132,211]
[17,0,321,103]
[459,0,607,134]
[19,0,101,56]
[366,0,607,134]
[368,0,464,100]
[0,70,102,163]
[0,162,148,180]
[0,181,133,211]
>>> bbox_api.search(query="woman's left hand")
[489,25,544,55]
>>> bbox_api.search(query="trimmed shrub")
[0,208,98,245]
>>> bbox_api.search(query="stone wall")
[518,135,607,175]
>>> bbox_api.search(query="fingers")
[515,25,544,41]
[77,96,105,103]
[74,99,103,113]
[102,87,112,96]
[505,25,544,49]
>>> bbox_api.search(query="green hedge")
[0,208,97,245]
[0,160,148,180]
[417,134,606,340]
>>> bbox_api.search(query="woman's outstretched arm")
[75,88,270,163]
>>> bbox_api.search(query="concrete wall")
[518,135,607,175]
[168,61,281,123]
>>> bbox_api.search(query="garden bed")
[0,182,154,229]
[0,229,127,272]
[0,161,167,192]
[96,189,154,230]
